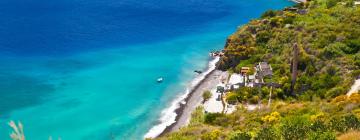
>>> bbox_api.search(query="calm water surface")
[0,0,293,139]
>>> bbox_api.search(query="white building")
[227,73,244,90]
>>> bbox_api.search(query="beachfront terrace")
[223,62,273,90]
[217,62,276,109]
[202,62,276,114]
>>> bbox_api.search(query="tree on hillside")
[202,90,212,103]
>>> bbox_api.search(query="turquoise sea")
[0,0,293,139]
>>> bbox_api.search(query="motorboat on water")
[157,77,163,83]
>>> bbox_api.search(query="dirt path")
[347,79,360,96]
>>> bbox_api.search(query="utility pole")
[290,43,299,96]
[267,74,273,107]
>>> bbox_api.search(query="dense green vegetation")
[156,0,360,139]
[218,0,360,100]
[157,93,360,140]
[203,90,212,103]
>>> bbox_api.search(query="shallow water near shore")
[0,0,293,139]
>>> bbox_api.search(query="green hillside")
[156,0,360,139]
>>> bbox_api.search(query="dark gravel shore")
[159,70,227,136]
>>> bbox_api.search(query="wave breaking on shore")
[144,56,220,139]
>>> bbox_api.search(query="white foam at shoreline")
[144,56,220,139]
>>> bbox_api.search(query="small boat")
[157,77,163,83]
